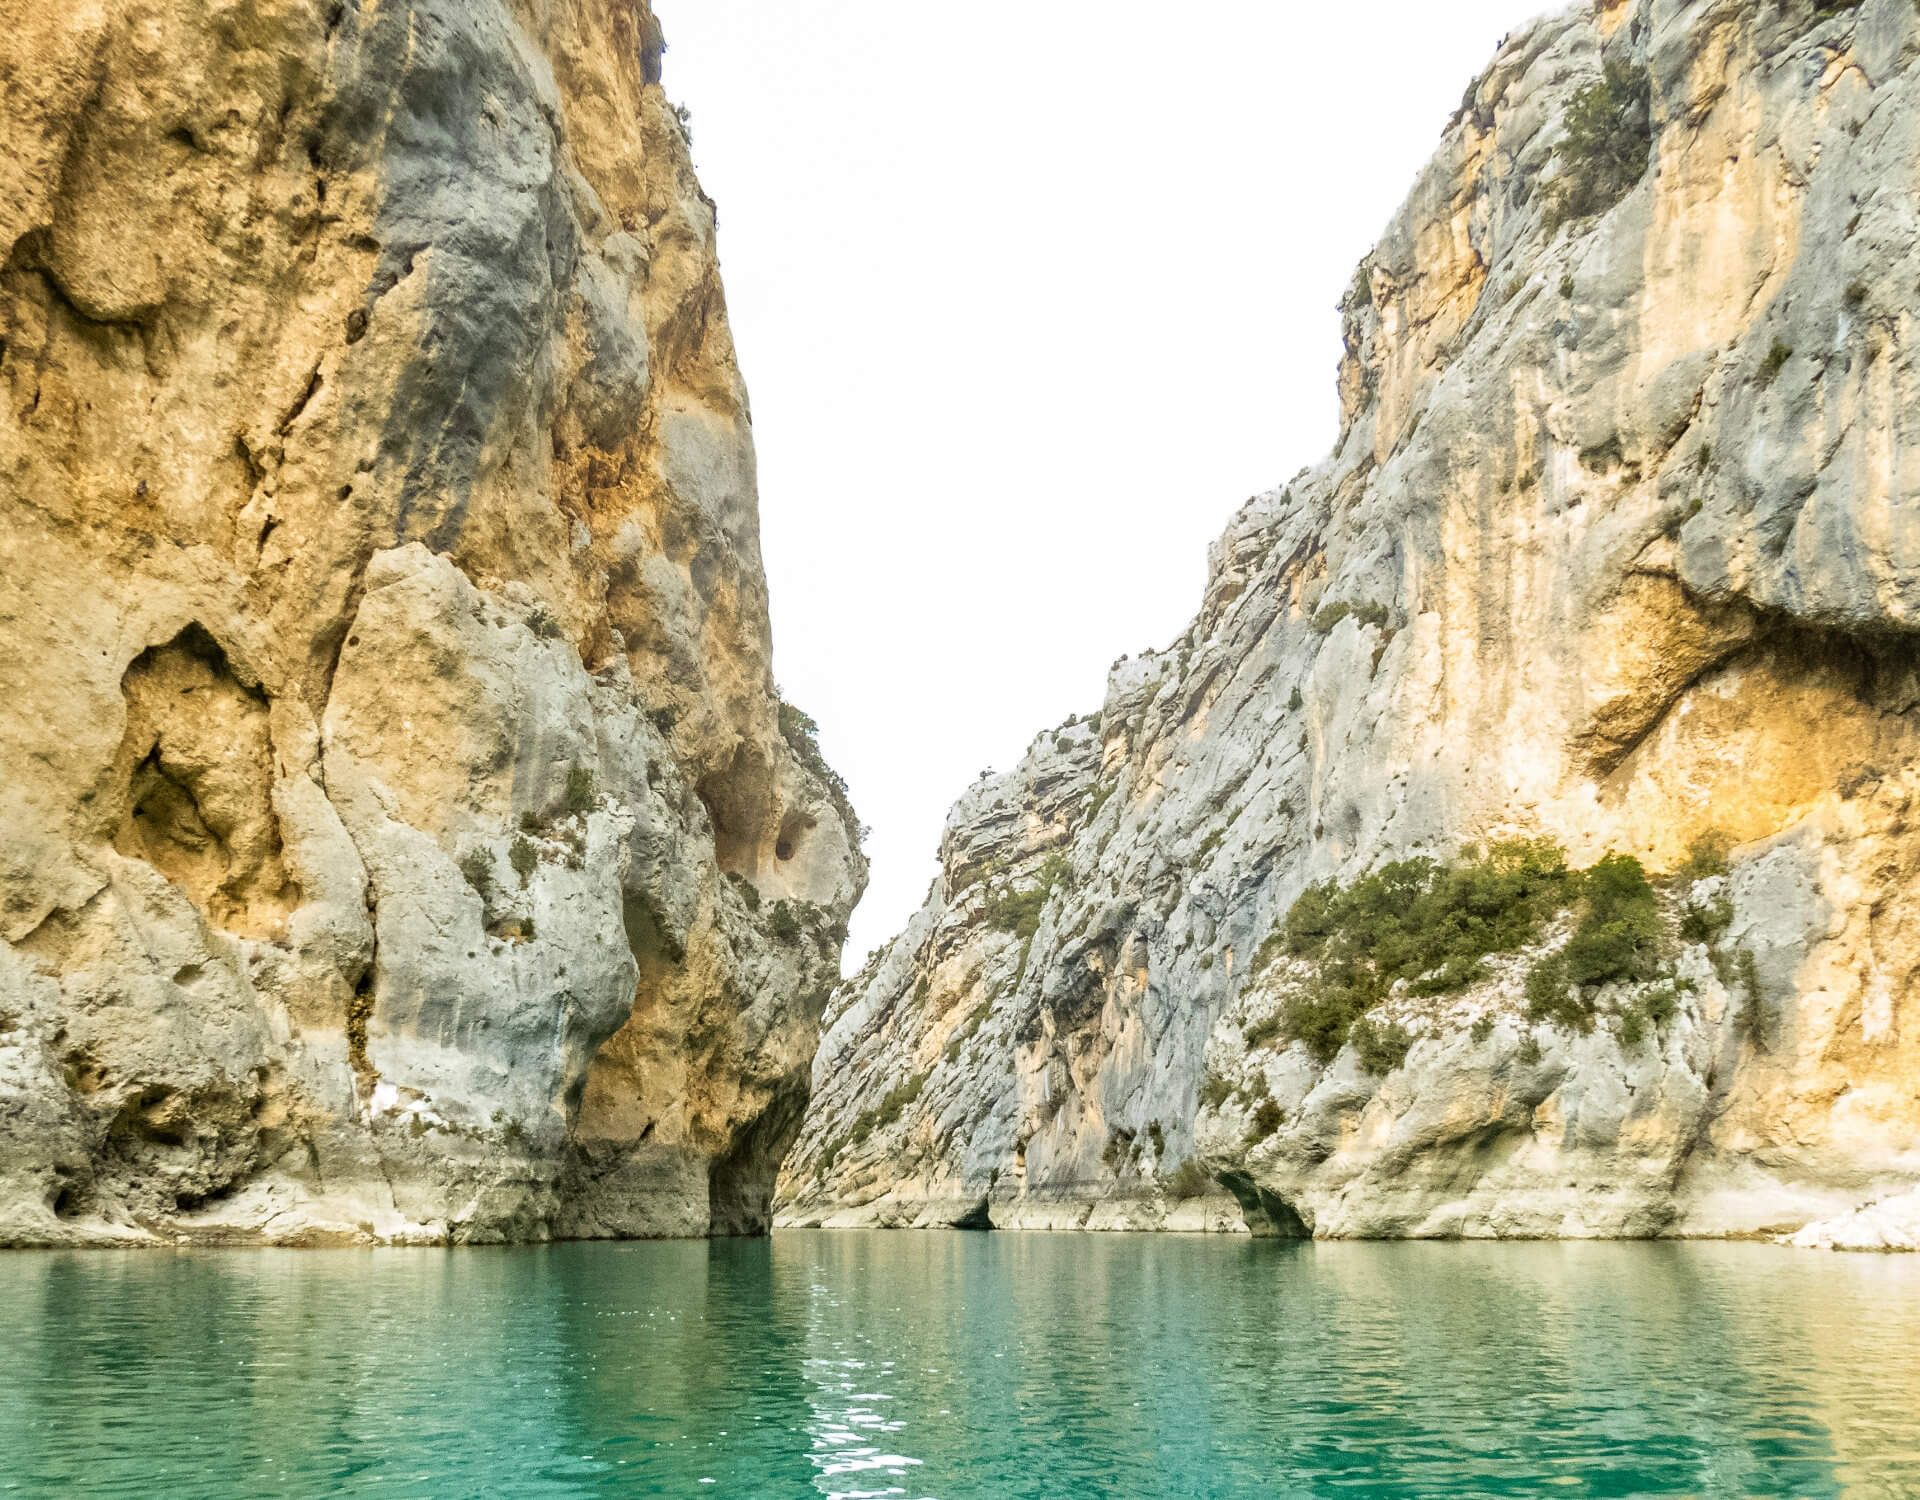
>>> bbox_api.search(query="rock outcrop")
[0,0,863,1246]
[778,0,1920,1243]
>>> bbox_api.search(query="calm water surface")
[2,1233,1918,1499]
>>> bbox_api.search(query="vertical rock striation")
[778,0,1920,1243]
[0,0,864,1246]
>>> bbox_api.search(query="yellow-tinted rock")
[0,0,863,1246]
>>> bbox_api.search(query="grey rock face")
[779,0,1920,1242]
[0,0,863,1246]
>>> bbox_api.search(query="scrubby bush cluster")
[983,854,1070,941]
[1547,60,1652,228]
[1524,853,1662,1029]
[1248,840,1673,1066]
[1249,831,1761,1066]
[1268,840,1576,1063]
[1310,599,1392,635]
[848,1072,927,1146]
[779,700,862,846]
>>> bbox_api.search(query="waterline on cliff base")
[4,1233,1919,1499]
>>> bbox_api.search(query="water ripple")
[2,1237,1918,1497]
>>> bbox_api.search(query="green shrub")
[1559,274,1575,299]
[1199,953,1214,972]
[1311,600,1390,634]
[1470,1013,1496,1044]
[1350,1017,1413,1074]
[1618,1008,1647,1047]
[849,1072,927,1145]
[1640,976,1687,1026]
[527,605,563,640]
[1165,1159,1212,1199]
[1246,1098,1285,1143]
[509,835,538,884]
[1759,340,1793,385]
[565,764,595,816]
[1247,927,1290,979]
[1193,827,1225,865]
[1559,853,1661,987]
[1548,61,1652,227]
[875,1073,925,1128]
[1674,830,1732,882]
[778,699,859,844]
[1243,1011,1286,1050]
[1283,985,1370,1063]
[1516,1033,1545,1066]
[1526,953,1593,1031]
[769,900,804,944]
[1198,1074,1234,1110]
[1102,1127,1137,1171]
[459,849,494,897]
[727,871,761,912]
[648,705,679,736]
[1731,949,1767,1050]
[983,854,1070,941]
[1310,601,1352,633]
[1267,839,1579,1061]
[1288,686,1304,711]
[1147,1120,1166,1154]
[1679,895,1733,945]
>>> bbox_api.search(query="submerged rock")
[779,0,1920,1243]
[0,0,863,1246]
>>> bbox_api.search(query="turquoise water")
[3,1235,1919,1499]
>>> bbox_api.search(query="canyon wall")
[778,0,1920,1248]
[0,0,864,1246]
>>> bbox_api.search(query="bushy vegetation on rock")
[983,854,1071,940]
[1547,61,1652,227]
[849,1072,927,1146]
[779,700,862,843]
[1164,1159,1213,1200]
[1247,840,1713,1066]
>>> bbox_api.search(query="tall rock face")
[0,0,864,1246]
[779,0,1920,1244]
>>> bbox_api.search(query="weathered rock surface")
[0,0,863,1246]
[778,0,1920,1244]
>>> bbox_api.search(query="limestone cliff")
[778,0,1920,1245]
[0,0,864,1246]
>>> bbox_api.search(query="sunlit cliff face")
[778,0,1920,1245]
[0,0,862,1247]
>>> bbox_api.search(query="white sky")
[662,1,1551,965]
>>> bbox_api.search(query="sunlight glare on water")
[2,1233,1918,1499]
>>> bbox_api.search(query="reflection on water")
[2,1234,1918,1498]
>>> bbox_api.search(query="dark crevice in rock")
[951,1195,995,1231]
[114,625,300,937]
[1218,1172,1312,1239]
[709,1071,810,1237]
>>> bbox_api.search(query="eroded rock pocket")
[112,624,299,938]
